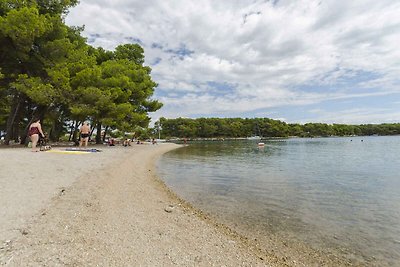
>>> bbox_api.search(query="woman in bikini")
[28,119,44,152]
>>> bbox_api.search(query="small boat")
[247,136,261,140]
[257,142,265,147]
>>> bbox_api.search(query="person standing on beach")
[79,122,91,147]
[28,119,45,152]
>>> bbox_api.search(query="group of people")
[28,119,90,152]
[28,119,163,151]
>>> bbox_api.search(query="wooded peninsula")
[156,117,400,139]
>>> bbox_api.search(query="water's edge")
[157,137,400,266]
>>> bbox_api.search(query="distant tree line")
[155,117,400,138]
[0,1,162,145]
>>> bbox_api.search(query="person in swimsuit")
[79,121,91,147]
[28,119,44,152]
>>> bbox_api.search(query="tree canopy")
[0,0,162,144]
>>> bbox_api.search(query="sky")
[65,0,400,125]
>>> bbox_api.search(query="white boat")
[257,142,265,147]
[247,136,261,140]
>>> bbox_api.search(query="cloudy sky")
[65,0,400,125]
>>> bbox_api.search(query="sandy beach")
[0,144,272,266]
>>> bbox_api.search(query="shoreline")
[156,146,354,267]
[0,143,359,266]
[0,144,269,266]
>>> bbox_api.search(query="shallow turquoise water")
[157,136,400,266]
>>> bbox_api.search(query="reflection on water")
[157,136,400,266]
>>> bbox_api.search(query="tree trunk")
[20,116,35,145]
[12,108,22,142]
[4,94,23,145]
[95,123,102,144]
[72,121,81,145]
[49,118,58,142]
[68,122,75,141]
[89,126,95,137]
[102,126,109,142]
[49,114,66,142]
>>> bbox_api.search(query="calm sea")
[157,136,400,266]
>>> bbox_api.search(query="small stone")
[59,188,66,196]
[164,205,174,213]
[194,256,202,263]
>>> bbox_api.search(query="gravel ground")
[0,144,271,266]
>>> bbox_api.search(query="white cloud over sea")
[66,0,400,124]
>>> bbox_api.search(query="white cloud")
[66,0,400,124]
[301,107,400,125]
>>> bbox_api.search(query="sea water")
[157,136,400,266]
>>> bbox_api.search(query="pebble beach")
[0,144,270,266]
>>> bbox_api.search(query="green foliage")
[134,126,150,139]
[0,6,50,55]
[11,74,56,105]
[114,44,145,65]
[109,130,124,138]
[158,117,400,139]
[0,1,162,143]
[69,56,161,132]
[36,0,79,15]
